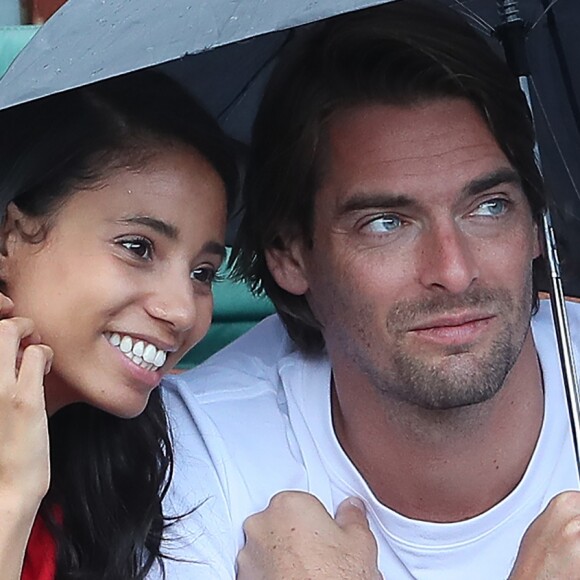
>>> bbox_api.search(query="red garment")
[22,513,57,580]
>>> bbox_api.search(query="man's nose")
[418,221,479,294]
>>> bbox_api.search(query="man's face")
[269,98,540,410]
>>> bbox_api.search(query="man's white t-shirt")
[156,300,580,579]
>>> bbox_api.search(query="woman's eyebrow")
[118,216,225,258]
[203,241,227,260]
[117,215,179,240]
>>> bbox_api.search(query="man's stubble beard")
[339,276,534,412]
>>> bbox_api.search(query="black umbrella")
[2,1,578,259]
[0,0,392,142]
[1,1,578,216]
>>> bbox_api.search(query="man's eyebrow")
[336,168,523,216]
[337,193,417,216]
[461,168,522,197]
[117,215,179,240]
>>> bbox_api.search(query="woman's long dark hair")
[0,70,238,579]
[48,394,171,579]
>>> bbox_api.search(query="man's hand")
[237,491,382,580]
[510,491,580,579]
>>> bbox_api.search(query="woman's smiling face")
[2,144,227,417]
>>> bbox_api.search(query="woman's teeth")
[105,332,167,371]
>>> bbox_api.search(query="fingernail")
[45,359,52,375]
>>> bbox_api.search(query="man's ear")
[0,202,27,257]
[534,219,542,260]
[265,236,310,296]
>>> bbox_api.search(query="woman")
[0,69,238,580]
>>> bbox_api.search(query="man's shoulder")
[162,315,315,505]
[533,297,580,335]
[164,314,297,405]
[565,297,580,334]
[532,298,580,363]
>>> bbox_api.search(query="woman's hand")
[0,294,53,580]
[237,491,382,580]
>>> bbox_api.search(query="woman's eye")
[191,266,218,285]
[365,214,403,233]
[119,238,153,260]
[472,198,509,217]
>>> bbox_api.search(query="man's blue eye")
[366,214,402,233]
[474,199,508,217]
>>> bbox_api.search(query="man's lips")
[407,313,496,345]
[410,312,495,331]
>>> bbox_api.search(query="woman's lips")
[104,336,163,390]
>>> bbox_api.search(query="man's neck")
[331,333,544,523]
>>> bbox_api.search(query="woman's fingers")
[0,294,14,315]
[0,341,52,505]
[17,344,53,406]
[0,317,37,384]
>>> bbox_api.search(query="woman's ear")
[0,202,26,257]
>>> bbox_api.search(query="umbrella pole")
[496,0,580,474]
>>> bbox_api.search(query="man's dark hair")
[234,0,545,354]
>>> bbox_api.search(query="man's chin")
[384,348,511,411]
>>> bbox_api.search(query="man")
[159,1,580,578]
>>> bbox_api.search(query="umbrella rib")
[450,0,495,36]
[529,76,580,205]
[530,0,563,31]
[530,0,580,139]
[217,33,294,123]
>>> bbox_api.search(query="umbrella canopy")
[0,0,578,292]
[0,0,392,141]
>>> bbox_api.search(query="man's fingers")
[335,497,369,531]
[268,490,328,517]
